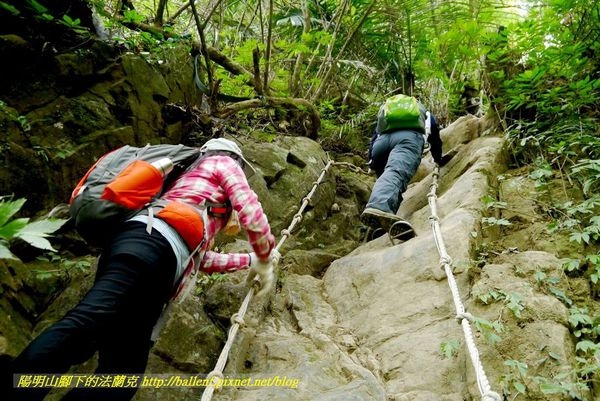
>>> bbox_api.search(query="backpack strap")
[424,111,432,140]
[205,200,232,218]
[145,206,155,235]
[143,199,170,235]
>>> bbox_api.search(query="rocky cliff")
[1,45,597,401]
[141,116,596,401]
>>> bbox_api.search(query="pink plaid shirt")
[162,155,275,273]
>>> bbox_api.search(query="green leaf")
[575,340,599,354]
[548,351,562,360]
[17,218,67,237]
[561,258,580,272]
[0,198,26,227]
[0,1,20,15]
[14,218,66,251]
[485,331,502,345]
[32,270,56,280]
[548,287,572,306]
[0,218,29,240]
[481,195,495,207]
[569,231,590,244]
[439,339,459,359]
[16,234,56,252]
[540,382,567,394]
[0,242,18,260]
[513,381,526,394]
[568,307,593,328]
[26,0,48,13]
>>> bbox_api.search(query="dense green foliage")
[492,5,600,396]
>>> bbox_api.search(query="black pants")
[7,222,176,401]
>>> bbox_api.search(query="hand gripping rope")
[428,166,501,401]
[200,159,336,401]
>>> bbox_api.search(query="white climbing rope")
[200,159,336,401]
[428,166,501,401]
[201,159,500,401]
[277,160,336,249]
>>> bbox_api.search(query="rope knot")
[206,370,224,390]
[428,214,440,222]
[482,391,502,401]
[439,255,452,266]
[231,312,245,327]
[456,312,474,323]
[280,228,290,237]
[251,278,262,292]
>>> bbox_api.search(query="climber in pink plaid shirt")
[6,138,279,401]
[163,139,276,274]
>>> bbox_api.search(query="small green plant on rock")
[32,254,92,280]
[439,339,460,359]
[501,359,529,397]
[481,195,512,233]
[477,289,525,319]
[194,273,230,296]
[472,315,503,345]
[0,196,67,261]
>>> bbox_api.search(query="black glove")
[435,153,454,167]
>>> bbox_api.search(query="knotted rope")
[428,166,501,401]
[200,159,336,401]
[202,159,499,401]
[277,160,336,248]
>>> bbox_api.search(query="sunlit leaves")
[0,197,67,260]
[0,1,20,15]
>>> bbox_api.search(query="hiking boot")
[361,207,401,231]
[360,209,382,230]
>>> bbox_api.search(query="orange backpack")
[69,144,201,247]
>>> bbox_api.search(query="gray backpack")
[69,144,200,246]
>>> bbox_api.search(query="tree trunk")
[289,0,311,97]
[155,0,168,27]
[310,0,377,102]
[262,0,274,95]
[253,47,264,95]
[119,0,135,16]
[217,97,320,139]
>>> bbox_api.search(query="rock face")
[1,45,596,400]
[198,116,594,401]
[3,115,595,401]
[209,117,504,401]
[0,42,204,214]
